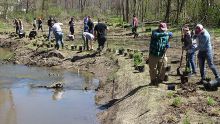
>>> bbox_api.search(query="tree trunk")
[175,0,186,24]
[164,0,172,23]
[125,0,129,22]
[26,0,29,13]
[3,0,9,20]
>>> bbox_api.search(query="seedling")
[183,115,190,124]
[118,47,125,55]
[205,77,211,82]
[207,96,217,106]
[172,97,182,107]
[167,92,174,98]
[133,51,143,67]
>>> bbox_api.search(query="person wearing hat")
[182,26,197,75]
[192,24,219,83]
[149,23,173,86]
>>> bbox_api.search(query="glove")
[166,43,170,48]
[167,32,173,37]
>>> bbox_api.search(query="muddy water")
[0,63,99,124]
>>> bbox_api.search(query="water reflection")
[0,64,99,124]
[52,89,64,101]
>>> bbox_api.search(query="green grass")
[172,97,182,107]
[183,115,191,124]
[167,92,174,98]
[0,20,12,32]
[207,96,217,106]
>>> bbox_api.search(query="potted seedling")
[79,46,83,52]
[183,67,191,76]
[118,47,125,55]
[129,52,134,59]
[134,51,145,72]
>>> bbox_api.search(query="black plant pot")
[181,75,188,84]
[137,65,145,72]
[124,52,128,56]
[118,49,124,55]
[46,44,50,48]
[71,45,74,51]
[168,84,175,90]
[166,66,171,72]
[164,75,169,81]
[79,46,83,52]
[129,53,133,59]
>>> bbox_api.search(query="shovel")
[177,48,184,76]
[177,28,184,76]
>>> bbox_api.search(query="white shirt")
[83,32,94,40]
[52,23,63,32]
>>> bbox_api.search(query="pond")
[0,63,100,124]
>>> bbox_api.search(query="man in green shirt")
[149,23,173,86]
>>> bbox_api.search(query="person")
[14,18,19,34]
[94,19,108,53]
[47,17,53,41]
[82,32,95,50]
[33,18,37,30]
[37,18,43,32]
[87,16,94,34]
[192,24,219,83]
[52,20,64,50]
[132,15,139,38]
[181,26,197,75]
[82,16,89,50]
[83,16,89,32]
[18,19,23,32]
[148,23,173,86]
[69,17,75,35]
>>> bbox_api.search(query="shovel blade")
[177,67,182,76]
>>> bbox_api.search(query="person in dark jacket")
[94,19,108,53]
[149,23,173,86]
[182,26,197,75]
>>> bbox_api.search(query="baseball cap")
[183,26,189,31]
[195,24,203,30]
[159,23,168,31]
[195,24,204,34]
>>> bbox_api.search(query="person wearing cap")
[148,23,173,86]
[52,20,64,50]
[192,24,219,83]
[182,26,197,75]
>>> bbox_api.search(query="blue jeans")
[187,51,196,73]
[198,50,219,79]
[54,32,63,50]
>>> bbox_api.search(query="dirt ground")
[1,22,220,124]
